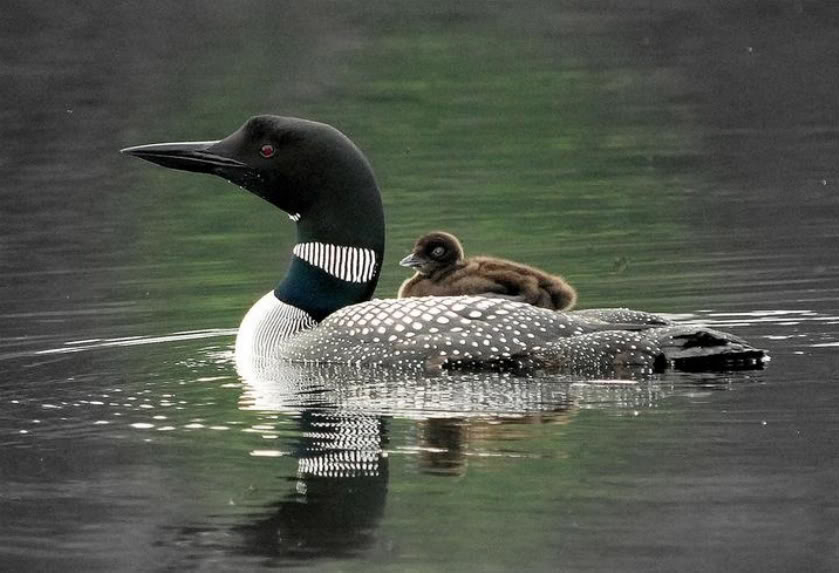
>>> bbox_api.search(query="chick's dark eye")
[431,246,445,258]
[259,144,275,158]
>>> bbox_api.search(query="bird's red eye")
[259,144,275,158]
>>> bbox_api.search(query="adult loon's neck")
[274,214,385,322]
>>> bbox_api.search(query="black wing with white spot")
[277,296,658,373]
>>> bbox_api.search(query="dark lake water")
[2,1,839,571]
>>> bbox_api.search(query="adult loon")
[122,115,766,375]
[398,231,577,310]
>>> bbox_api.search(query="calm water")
[2,1,839,571]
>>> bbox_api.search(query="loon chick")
[121,115,766,375]
[398,231,577,311]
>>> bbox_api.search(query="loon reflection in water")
[122,116,766,376]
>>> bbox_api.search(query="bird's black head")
[400,231,465,275]
[121,116,384,249]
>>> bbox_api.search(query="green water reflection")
[4,2,839,572]
[128,3,706,336]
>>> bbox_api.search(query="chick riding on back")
[398,231,577,311]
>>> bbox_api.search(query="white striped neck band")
[292,242,377,283]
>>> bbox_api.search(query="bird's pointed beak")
[120,141,248,174]
[399,253,427,269]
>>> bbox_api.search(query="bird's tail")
[533,324,767,377]
[653,326,768,371]
[543,278,577,311]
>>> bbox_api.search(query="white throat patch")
[293,242,377,283]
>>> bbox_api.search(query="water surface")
[2,2,838,571]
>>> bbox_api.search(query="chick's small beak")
[399,253,427,269]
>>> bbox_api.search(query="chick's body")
[398,232,577,311]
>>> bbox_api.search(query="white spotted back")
[277,295,594,369]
